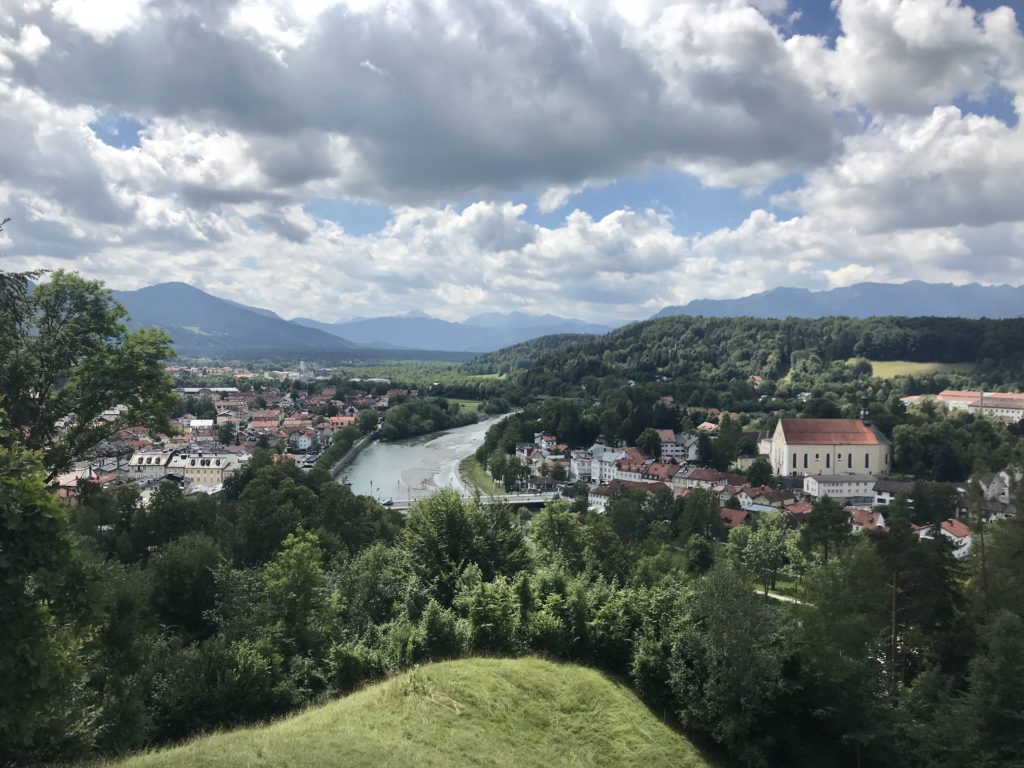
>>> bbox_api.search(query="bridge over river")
[383,492,560,513]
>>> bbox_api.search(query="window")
[826,454,831,469]
[865,453,870,469]
[804,453,808,469]
[848,454,852,469]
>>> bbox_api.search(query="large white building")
[803,474,877,505]
[771,418,891,478]
[167,451,242,486]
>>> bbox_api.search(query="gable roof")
[779,419,888,446]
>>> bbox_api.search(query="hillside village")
[495,390,1024,561]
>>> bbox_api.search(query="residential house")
[642,460,681,484]
[614,458,650,483]
[591,445,627,484]
[720,507,750,530]
[288,428,318,452]
[771,418,891,477]
[673,467,745,491]
[570,450,593,482]
[874,478,915,507]
[588,479,670,513]
[849,507,886,532]
[125,450,178,480]
[918,519,973,560]
[803,474,877,505]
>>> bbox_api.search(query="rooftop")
[779,419,888,446]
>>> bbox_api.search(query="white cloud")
[0,0,1022,322]
[51,0,147,41]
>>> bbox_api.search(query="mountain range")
[110,282,611,358]
[112,283,361,358]
[292,312,613,352]
[654,281,1024,319]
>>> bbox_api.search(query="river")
[338,414,508,504]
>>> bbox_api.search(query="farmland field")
[861,360,976,379]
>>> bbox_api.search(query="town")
[479,387,1024,564]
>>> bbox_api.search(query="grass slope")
[108,658,711,768]
[459,455,505,496]
[863,359,976,379]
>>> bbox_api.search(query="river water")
[338,414,508,504]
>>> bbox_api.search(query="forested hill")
[466,315,1024,393]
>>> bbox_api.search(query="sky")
[0,0,1022,324]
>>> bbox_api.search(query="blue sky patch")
[303,197,393,235]
[524,169,807,236]
[89,115,145,149]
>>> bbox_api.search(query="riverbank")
[338,414,510,503]
[458,455,504,496]
[329,433,378,479]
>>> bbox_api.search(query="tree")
[801,495,851,565]
[637,427,662,458]
[356,408,379,434]
[747,513,788,595]
[262,530,335,656]
[0,270,175,479]
[746,457,773,487]
[218,421,237,446]
[149,533,224,640]
[0,418,94,762]
[404,490,478,606]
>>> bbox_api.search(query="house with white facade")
[125,450,178,480]
[918,518,973,560]
[590,445,627,484]
[874,479,915,507]
[570,450,593,482]
[167,451,242,486]
[803,474,877,505]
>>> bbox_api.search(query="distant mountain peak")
[654,281,1024,320]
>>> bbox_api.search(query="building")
[590,445,627,484]
[125,450,178,480]
[588,479,670,513]
[902,390,1024,424]
[874,478,915,507]
[803,474,877,505]
[918,519,972,560]
[167,451,242,486]
[570,450,593,482]
[770,418,891,477]
[849,507,886,532]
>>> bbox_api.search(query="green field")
[860,360,976,379]
[459,455,505,496]
[449,397,484,411]
[106,658,712,768]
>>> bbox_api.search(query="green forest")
[4,271,1024,768]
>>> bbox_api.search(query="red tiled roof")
[779,419,884,446]
[720,508,749,529]
[942,518,972,538]
[849,508,884,530]
[644,463,680,481]
[656,429,676,444]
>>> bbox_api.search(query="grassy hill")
[107,658,712,768]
